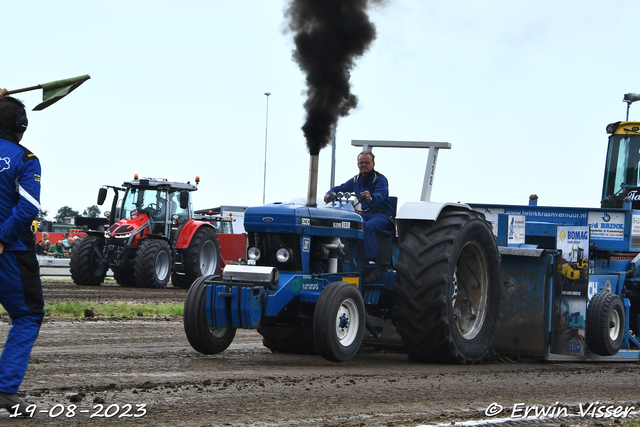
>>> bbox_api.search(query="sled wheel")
[112,265,138,288]
[183,275,236,354]
[70,236,106,286]
[258,322,317,354]
[134,239,172,288]
[586,292,624,356]
[313,281,365,363]
[172,226,221,289]
[394,208,501,364]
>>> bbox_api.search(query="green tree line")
[37,205,102,223]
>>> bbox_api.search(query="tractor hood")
[105,210,151,240]
[244,202,364,240]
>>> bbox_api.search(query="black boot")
[0,392,30,416]
[363,261,380,284]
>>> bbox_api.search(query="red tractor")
[70,176,221,288]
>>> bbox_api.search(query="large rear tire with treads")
[394,208,501,364]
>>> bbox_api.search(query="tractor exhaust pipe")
[306,154,319,207]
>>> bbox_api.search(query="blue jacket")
[0,135,41,251]
[328,170,394,217]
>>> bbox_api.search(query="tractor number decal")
[301,218,364,230]
[301,282,319,291]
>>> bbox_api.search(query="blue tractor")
[184,93,640,362]
[184,141,502,363]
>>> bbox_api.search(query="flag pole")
[3,75,90,110]
[5,85,43,95]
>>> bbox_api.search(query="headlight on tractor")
[247,246,261,261]
[276,248,292,263]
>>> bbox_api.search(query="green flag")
[32,75,91,111]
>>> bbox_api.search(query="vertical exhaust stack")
[307,154,319,207]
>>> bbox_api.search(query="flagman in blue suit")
[0,88,44,415]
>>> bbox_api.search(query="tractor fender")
[395,201,473,238]
[396,201,472,221]
[174,219,215,249]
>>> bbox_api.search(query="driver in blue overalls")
[324,150,394,284]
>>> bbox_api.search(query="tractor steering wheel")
[334,192,370,212]
[146,203,161,217]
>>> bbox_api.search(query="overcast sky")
[5,1,639,219]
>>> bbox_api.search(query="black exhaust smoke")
[285,0,382,205]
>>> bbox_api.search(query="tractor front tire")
[394,208,501,364]
[184,275,236,354]
[258,322,317,355]
[313,281,365,363]
[172,226,221,289]
[112,265,137,288]
[586,292,624,356]
[70,236,106,287]
[134,239,172,288]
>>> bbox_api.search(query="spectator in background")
[42,241,54,256]
[66,237,76,253]
[35,239,48,255]
[37,232,49,245]
[62,235,73,252]
[49,240,67,258]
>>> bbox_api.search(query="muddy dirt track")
[1,281,640,427]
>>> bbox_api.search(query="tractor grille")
[248,233,302,271]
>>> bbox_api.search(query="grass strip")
[0,302,184,318]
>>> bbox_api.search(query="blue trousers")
[0,251,44,393]
[360,213,394,262]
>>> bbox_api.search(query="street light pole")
[263,92,271,204]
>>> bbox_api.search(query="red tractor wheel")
[134,239,172,288]
[172,227,221,289]
[70,236,106,287]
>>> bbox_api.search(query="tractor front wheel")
[184,275,236,354]
[394,208,501,364]
[258,322,317,354]
[172,226,221,289]
[134,239,172,288]
[586,292,624,356]
[112,265,138,288]
[70,236,106,287]
[313,281,365,363]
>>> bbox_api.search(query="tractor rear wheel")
[172,226,221,289]
[394,208,501,364]
[258,322,317,354]
[184,275,236,354]
[134,239,172,288]
[586,292,624,356]
[313,281,365,362]
[112,265,137,288]
[70,236,106,287]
